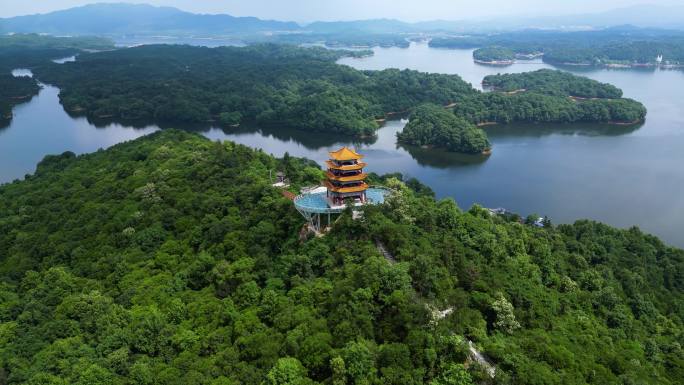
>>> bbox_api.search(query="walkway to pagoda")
[374,239,396,264]
[376,238,496,378]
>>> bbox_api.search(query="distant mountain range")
[0,3,300,35]
[1,3,683,37]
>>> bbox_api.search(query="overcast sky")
[0,0,681,22]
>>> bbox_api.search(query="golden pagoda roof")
[329,146,363,161]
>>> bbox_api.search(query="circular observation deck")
[294,186,392,215]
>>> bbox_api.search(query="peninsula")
[0,130,681,384]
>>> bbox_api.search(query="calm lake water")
[2,42,683,247]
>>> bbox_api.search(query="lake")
[2,42,683,247]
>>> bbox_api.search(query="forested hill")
[0,75,40,128]
[455,70,647,125]
[397,103,490,154]
[0,130,682,384]
[482,70,623,99]
[472,47,515,63]
[0,33,114,74]
[33,43,477,136]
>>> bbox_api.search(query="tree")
[492,293,521,334]
[341,341,376,385]
[331,356,347,385]
[430,364,473,385]
[397,103,490,154]
[74,364,116,385]
[265,357,313,385]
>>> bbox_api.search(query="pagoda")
[325,146,369,206]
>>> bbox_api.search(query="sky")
[0,0,681,22]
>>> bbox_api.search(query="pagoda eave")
[325,181,369,194]
[326,171,368,182]
[325,160,367,171]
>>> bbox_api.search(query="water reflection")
[219,124,377,150]
[0,83,157,183]
[70,113,216,131]
[484,122,643,139]
[399,144,490,169]
[200,115,642,156]
[3,69,37,130]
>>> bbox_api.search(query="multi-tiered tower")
[325,147,368,206]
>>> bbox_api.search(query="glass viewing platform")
[294,186,391,215]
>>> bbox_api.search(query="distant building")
[271,171,289,188]
[488,207,508,216]
[533,217,545,227]
[656,55,664,64]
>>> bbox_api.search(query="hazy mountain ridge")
[0,3,683,40]
[549,5,684,29]
[0,3,300,35]
[4,2,684,37]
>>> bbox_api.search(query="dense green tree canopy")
[0,34,114,127]
[397,70,645,152]
[397,103,490,154]
[0,130,682,384]
[454,92,646,125]
[473,47,515,63]
[483,69,623,99]
[0,33,113,73]
[31,44,478,136]
[0,33,112,51]
[4,42,642,155]
[0,75,40,128]
[455,70,646,125]
[0,35,647,154]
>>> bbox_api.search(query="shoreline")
[403,141,492,156]
[608,119,643,126]
[477,119,642,126]
[473,57,683,70]
[9,94,33,100]
[551,61,684,69]
[474,59,514,66]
